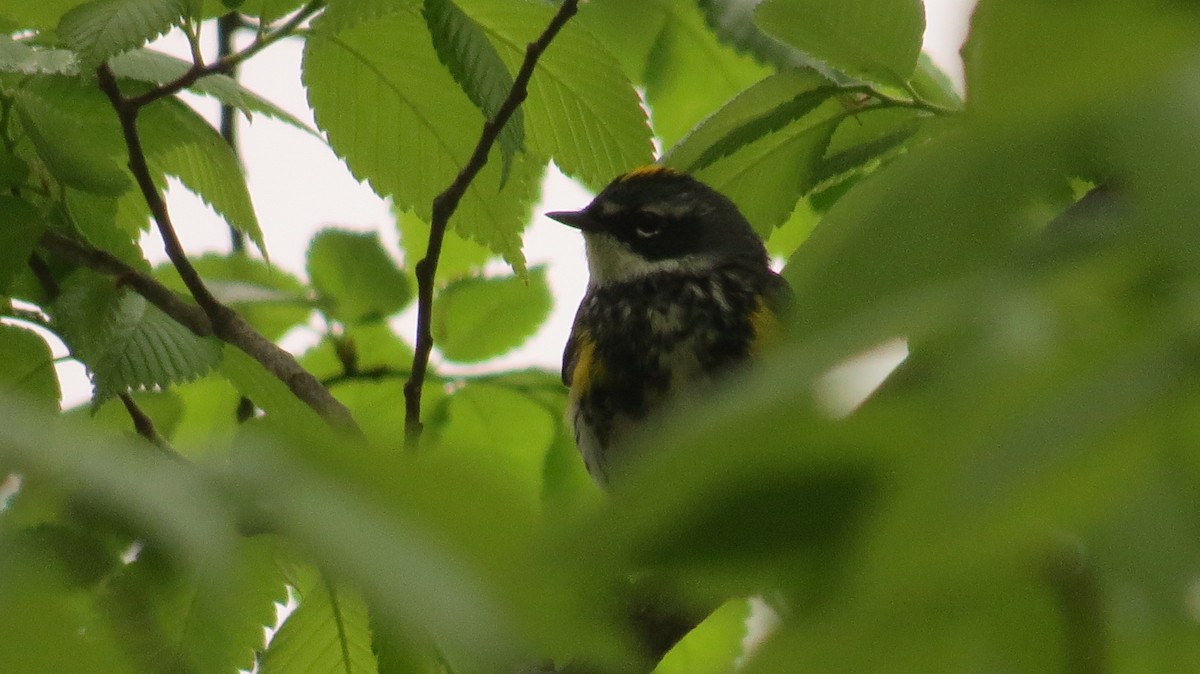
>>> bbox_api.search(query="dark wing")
[762,270,794,322]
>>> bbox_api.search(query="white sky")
[54,0,977,407]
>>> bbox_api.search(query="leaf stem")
[402,0,581,450]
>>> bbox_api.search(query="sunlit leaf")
[14,89,131,196]
[51,271,224,405]
[109,48,318,135]
[423,0,522,182]
[457,0,653,189]
[303,3,538,271]
[58,0,188,68]
[0,324,60,412]
[306,229,410,324]
[261,577,379,674]
[102,538,286,674]
[754,0,924,89]
[433,267,550,363]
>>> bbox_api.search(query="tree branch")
[124,1,325,109]
[39,232,358,433]
[402,0,580,449]
[39,232,213,336]
[92,54,359,433]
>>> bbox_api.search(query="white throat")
[583,232,716,287]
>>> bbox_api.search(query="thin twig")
[217,11,248,253]
[124,0,326,109]
[96,65,226,318]
[402,0,581,449]
[1043,539,1108,674]
[119,393,175,454]
[323,366,410,389]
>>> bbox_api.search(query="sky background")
[53,0,978,407]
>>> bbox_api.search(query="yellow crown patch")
[620,165,678,181]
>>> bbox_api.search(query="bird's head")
[546,167,767,286]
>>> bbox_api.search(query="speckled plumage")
[549,168,791,485]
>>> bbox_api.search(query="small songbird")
[547,166,792,485]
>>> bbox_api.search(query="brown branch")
[124,1,325,109]
[92,57,359,433]
[403,0,580,449]
[39,231,358,433]
[119,393,174,454]
[96,65,225,318]
[39,232,213,336]
[217,11,248,254]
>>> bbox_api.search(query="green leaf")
[655,599,748,674]
[299,323,414,382]
[17,76,264,255]
[0,0,95,30]
[254,0,307,24]
[108,48,319,136]
[0,527,127,674]
[433,267,550,363]
[0,36,78,75]
[14,89,131,196]
[64,189,152,270]
[440,381,557,506]
[664,69,837,174]
[665,70,846,235]
[51,271,224,405]
[101,538,286,674]
[697,0,814,71]
[963,0,1195,121]
[369,607,442,674]
[754,0,925,89]
[156,254,311,341]
[397,208,492,283]
[813,106,924,190]
[140,96,268,257]
[456,0,652,189]
[632,0,772,149]
[0,151,30,190]
[306,229,410,324]
[58,0,189,68]
[0,196,46,293]
[261,577,380,674]
[781,120,1071,341]
[218,348,332,443]
[0,324,60,412]
[908,52,962,112]
[422,0,522,183]
[303,5,539,271]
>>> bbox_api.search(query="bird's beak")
[545,209,597,231]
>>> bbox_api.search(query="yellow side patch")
[749,298,783,355]
[570,338,601,399]
[620,165,678,181]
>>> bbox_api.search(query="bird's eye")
[634,223,661,238]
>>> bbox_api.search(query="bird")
[546,166,792,485]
